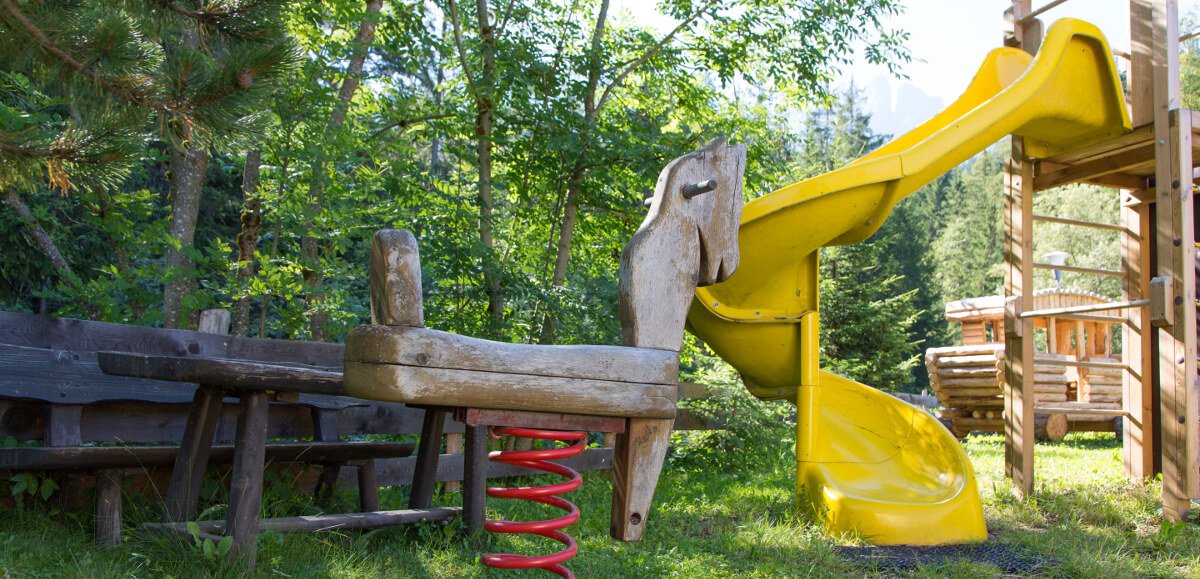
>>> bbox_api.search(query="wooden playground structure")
[999,0,1198,521]
[928,288,1124,441]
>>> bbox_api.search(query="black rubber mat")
[836,542,1053,573]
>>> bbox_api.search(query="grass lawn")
[2,416,1199,577]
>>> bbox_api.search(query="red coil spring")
[481,426,586,579]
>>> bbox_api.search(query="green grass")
[2,430,1199,577]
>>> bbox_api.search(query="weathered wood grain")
[620,138,745,351]
[95,469,123,546]
[0,311,343,367]
[225,392,269,568]
[344,362,676,419]
[146,507,461,535]
[0,441,413,471]
[164,386,222,523]
[346,325,678,385]
[369,229,424,327]
[198,309,231,335]
[98,352,343,395]
[408,408,445,510]
[610,417,672,541]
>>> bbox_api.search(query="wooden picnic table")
[97,351,459,570]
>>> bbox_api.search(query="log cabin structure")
[929,288,1123,440]
[1002,0,1198,521]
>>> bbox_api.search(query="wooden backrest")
[619,138,746,351]
[367,138,747,352]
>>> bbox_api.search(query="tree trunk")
[162,25,209,330]
[541,0,608,342]
[300,0,383,341]
[162,139,209,329]
[2,188,74,279]
[475,0,504,335]
[232,148,263,336]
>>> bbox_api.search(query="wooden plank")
[369,229,425,327]
[346,325,678,386]
[673,409,725,431]
[461,407,626,433]
[1033,145,1157,190]
[0,441,414,471]
[145,507,461,535]
[343,362,677,419]
[98,353,343,396]
[0,312,343,367]
[356,447,615,488]
[355,460,379,512]
[1154,0,1197,520]
[1041,124,1154,165]
[197,309,231,335]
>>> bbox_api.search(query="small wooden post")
[355,460,380,512]
[45,404,82,447]
[94,469,123,546]
[442,432,463,493]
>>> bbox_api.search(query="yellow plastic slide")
[687,19,1131,544]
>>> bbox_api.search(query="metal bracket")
[1150,276,1174,327]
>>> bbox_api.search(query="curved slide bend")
[687,19,1131,544]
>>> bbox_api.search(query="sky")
[851,0,1200,136]
[611,0,1200,136]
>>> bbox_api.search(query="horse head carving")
[619,138,746,350]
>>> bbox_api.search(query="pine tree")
[1,0,298,327]
[800,86,924,392]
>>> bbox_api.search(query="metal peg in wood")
[681,179,718,199]
[643,197,654,208]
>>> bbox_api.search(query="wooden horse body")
[344,138,745,541]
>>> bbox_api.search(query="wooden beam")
[1032,213,1130,232]
[1152,0,1198,521]
[1004,0,1036,497]
[1032,263,1124,277]
[1122,141,1156,479]
[1033,145,1157,190]
[144,507,462,535]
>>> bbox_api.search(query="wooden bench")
[0,309,724,568]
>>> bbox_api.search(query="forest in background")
[2,1,1195,393]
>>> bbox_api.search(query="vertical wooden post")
[1003,0,1036,498]
[225,391,270,569]
[1150,0,1198,522]
[442,432,463,493]
[163,387,222,522]
[94,469,123,546]
[1122,191,1155,477]
[408,409,445,510]
[462,424,487,532]
[45,404,82,447]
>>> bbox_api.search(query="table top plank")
[98,352,345,395]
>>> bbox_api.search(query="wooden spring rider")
[343,138,745,576]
